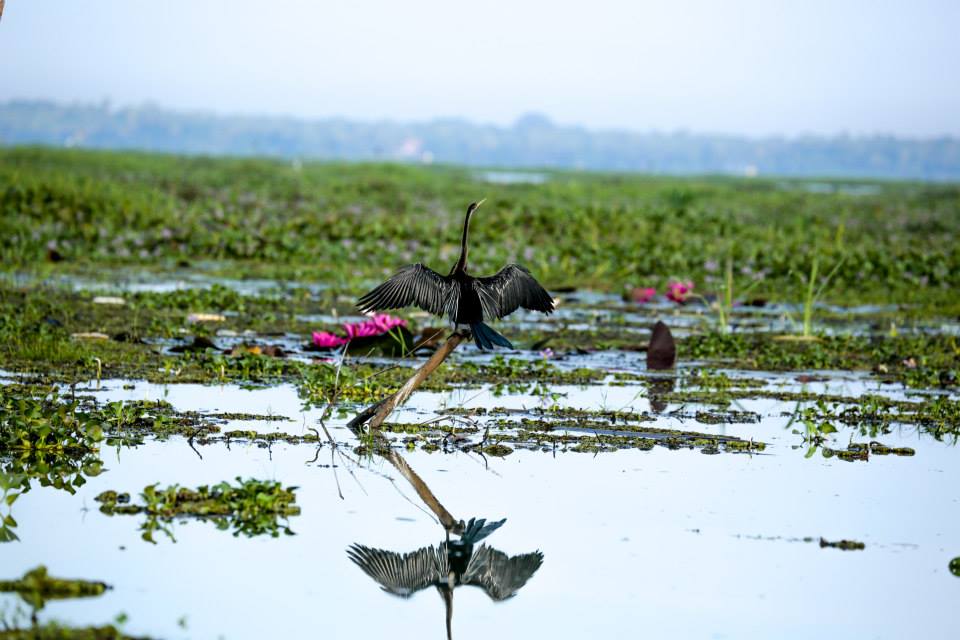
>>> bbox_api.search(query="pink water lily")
[312,313,407,349]
[311,331,348,348]
[630,287,657,303]
[666,281,694,303]
[343,313,407,339]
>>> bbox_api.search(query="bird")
[357,200,555,350]
[348,518,543,640]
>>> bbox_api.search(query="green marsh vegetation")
[1,146,959,393]
[0,146,957,463]
[2,147,959,640]
[1,147,958,313]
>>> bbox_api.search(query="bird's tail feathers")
[461,517,506,544]
[471,322,513,350]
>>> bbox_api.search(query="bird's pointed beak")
[474,198,486,209]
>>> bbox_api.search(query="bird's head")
[466,198,486,216]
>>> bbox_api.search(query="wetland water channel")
[0,280,958,639]
[1,365,958,639]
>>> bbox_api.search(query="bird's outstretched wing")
[357,264,453,317]
[474,264,555,320]
[347,544,444,597]
[461,545,544,601]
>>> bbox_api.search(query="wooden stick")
[355,331,467,432]
[344,330,468,532]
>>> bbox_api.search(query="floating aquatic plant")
[96,477,301,543]
[0,390,104,454]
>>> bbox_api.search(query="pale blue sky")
[1,0,957,136]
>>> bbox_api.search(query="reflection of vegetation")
[0,389,111,542]
[819,538,865,551]
[95,477,300,543]
[816,442,915,462]
[0,566,134,638]
[2,452,104,496]
[0,623,143,640]
[0,471,22,543]
[0,566,107,614]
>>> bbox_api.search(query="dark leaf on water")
[647,321,676,370]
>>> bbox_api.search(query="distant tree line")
[1,100,958,180]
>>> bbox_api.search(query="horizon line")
[3,97,957,143]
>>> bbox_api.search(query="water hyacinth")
[312,313,407,349]
[666,281,694,303]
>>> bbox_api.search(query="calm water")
[2,371,958,639]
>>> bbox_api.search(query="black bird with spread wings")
[348,518,543,640]
[357,200,555,350]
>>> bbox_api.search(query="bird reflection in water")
[348,517,543,639]
[341,347,544,639]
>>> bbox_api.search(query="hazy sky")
[1,0,958,137]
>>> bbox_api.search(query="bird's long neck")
[453,208,473,274]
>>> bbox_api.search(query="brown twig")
[351,331,467,432]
